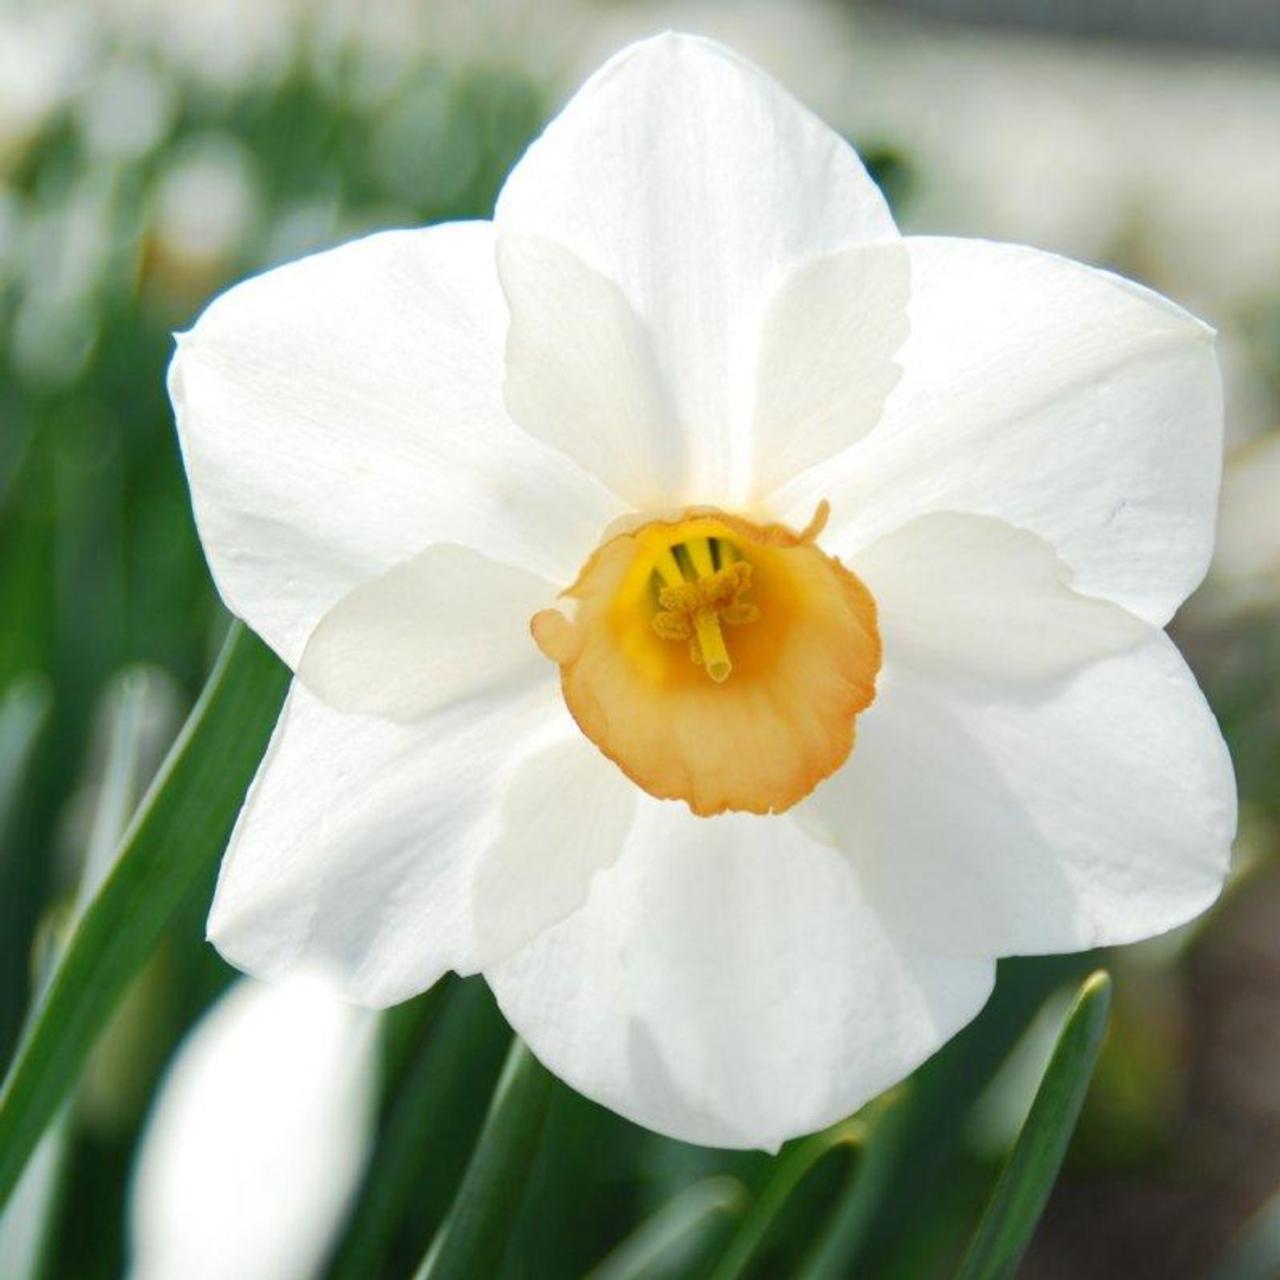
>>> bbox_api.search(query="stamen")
[654,547,685,588]
[649,534,758,683]
[687,537,715,579]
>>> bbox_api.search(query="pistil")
[692,607,733,683]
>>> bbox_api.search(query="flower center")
[531,504,880,816]
[649,535,758,683]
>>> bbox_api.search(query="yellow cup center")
[530,504,882,816]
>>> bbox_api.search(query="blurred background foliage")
[1,1,1279,1277]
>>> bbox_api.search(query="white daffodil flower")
[127,975,377,1280]
[168,34,1236,1151]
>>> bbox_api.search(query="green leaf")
[0,668,175,1279]
[0,676,51,832]
[327,977,512,1280]
[414,1037,555,1280]
[707,1118,864,1280]
[855,954,1093,1276]
[794,1088,909,1278]
[0,623,288,1211]
[586,1176,748,1280]
[956,969,1113,1280]
[0,676,53,1053]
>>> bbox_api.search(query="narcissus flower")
[170,34,1236,1150]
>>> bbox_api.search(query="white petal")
[852,512,1150,683]
[127,975,377,1280]
[488,801,993,1150]
[499,235,683,509]
[473,733,637,969]
[171,220,622,668]
[807,632,1236,957]
[749,243,910,497]
[778,238,1223,626]
[209,677,563,1006]
[496,33,898,502]
[299,544,555,722]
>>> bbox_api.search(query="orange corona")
[532,502,881,816]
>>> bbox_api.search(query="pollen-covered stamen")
[650,537,759,683]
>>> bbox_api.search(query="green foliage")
[0,624,288,1212]
[586,1176,748,1280]
[327,978,513,1280]
[707,1118,864,1280]
[956,971,1113,1280]
[414,1039,555,1279]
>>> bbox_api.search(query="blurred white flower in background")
[101,0,302,94]
[73,56,176,163]
[9,171,118,391]
[147,135,260,299]
[127,975,378,1280]
[0,6,91,168]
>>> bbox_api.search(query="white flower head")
[169,34,1236,1151]
[127,974,377,1280]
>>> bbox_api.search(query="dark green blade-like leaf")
[708,1118,864,1280]
[586,1176,748,1280]
[327,977,512,1280]
[0,677,51,832]
[794,1088,909,1278]
[857,953,1094,1276]
[956,969,1113,1280]
[0,623,288,1210]
[414,1037,554,1280]
[0,676,53,1059]
[0,668,175,1279]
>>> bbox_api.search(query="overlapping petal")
[499,235,683,509]
[209,678,566,1007]
[850,512,1151,683]
[488,800,994,1150]
[170,220,623,667]
[299,544,557,723]
[473,733,638,968]
[748,243,910,498]
[807,516,1236,955]
[776,238,1223,626]
[496,33,898,502]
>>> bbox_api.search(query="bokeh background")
[2,1,1279,1277]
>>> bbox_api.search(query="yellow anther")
[658,581,700,613]
[651,610,693,641]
